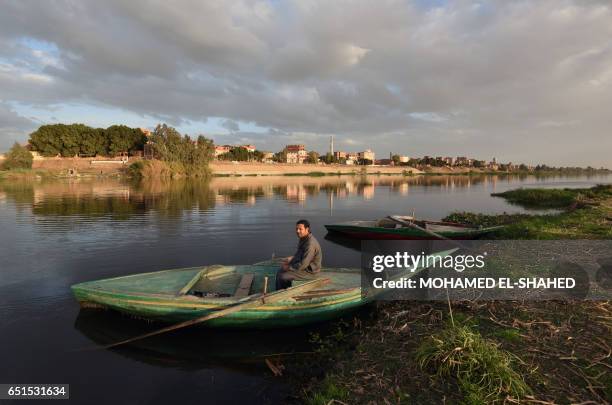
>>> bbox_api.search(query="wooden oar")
[388,215,471,250]
[388,215,453,240]
[93,277,330,350]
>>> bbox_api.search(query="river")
[0,173,610,404]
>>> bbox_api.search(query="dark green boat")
[71,252,455,329]
[325,215,502,240]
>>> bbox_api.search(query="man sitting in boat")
[276,219,323,290]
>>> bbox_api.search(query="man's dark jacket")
[289,233,322,273]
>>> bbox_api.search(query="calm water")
[1,173,610,404]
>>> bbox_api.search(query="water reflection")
[74,309,314,371]
[1,173,611,222]
[0,174,573,217]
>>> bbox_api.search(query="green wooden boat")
[325,215,502,240]
[72,263,364,329]
[71,252,455,329]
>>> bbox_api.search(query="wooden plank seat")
[234,273,255,297]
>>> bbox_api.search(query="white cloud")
[0,0,610,166]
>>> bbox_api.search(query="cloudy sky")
[1,0,611,167]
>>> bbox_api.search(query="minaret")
[330,135,334,156]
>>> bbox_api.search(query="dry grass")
[296,300,611,404]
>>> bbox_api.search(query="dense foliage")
[306,151,319,164]
[129,124,214,177]
[1,143,33,170]
[273,149,287,163]
[217,147,263,162]
[148,124,213,166]
[28,123,146,157]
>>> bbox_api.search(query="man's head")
[295,219,311,239]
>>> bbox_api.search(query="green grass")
[306,376,350,405]
[443,211,532,227]
[497,206,612,239]
[492,328,522,343]
[417,322,531,404]
[491,184,612,208]
[444,185,612,239]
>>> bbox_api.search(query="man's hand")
[279,256,293,271]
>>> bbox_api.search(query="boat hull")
[324,223,499,240]
[71,265,366,329]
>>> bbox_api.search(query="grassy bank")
[447,184,612,239]
[491,184,612,208]
[128,160,210,178]
[297,185,612,404]
[297,301,610,404]
[0,167,126,179]
[0,168,49,179]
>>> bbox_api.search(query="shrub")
[417,323,531,403]
[2,143,33,170]
[147,124,213,176]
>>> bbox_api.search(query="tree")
[306,151,319,164]
[322,152,338,164]
[29,123,90,157]
[195,135,214,165]
[150,124,183,161]
[107,125,146,156]
[2,143,33,170]
[79,127,108,156]
[252,150,264,162]
[149,124,213,168]
[391,154,400,165]
[273,149,287,163]
[218,147,251,161]
[29,125,63,156]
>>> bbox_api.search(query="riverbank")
[210,161,426,176]
[1,156,608,179]
[297,185,612,404]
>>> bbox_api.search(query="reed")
[417,322,531,404]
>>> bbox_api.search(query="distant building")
[214,144,257,158]
[455,156,468,166]
[214,145,232,157]
[399,156,410,163]
[262,152,274,163]
[333,151,347,160]
[285,144,307,164]
[443,157,453,166]
[242,144,256,153]
[358,149,375,162]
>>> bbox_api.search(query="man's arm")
[289,242,317,272]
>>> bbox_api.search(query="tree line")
[28,123,147,157]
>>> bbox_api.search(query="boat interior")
[375,216,475,231]
[181,265,361,299]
